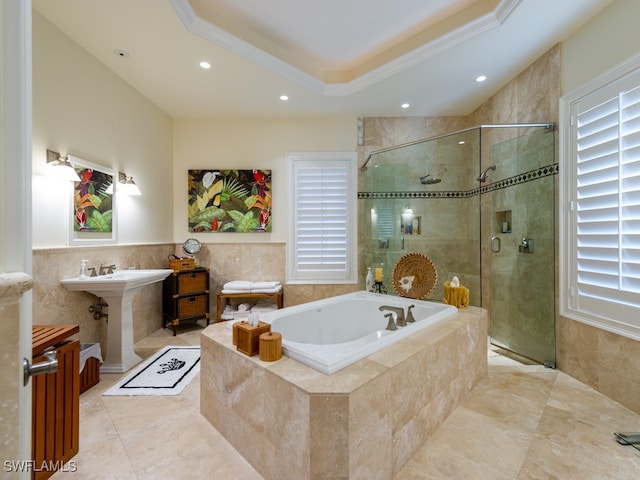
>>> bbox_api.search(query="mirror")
[182,238,201,256]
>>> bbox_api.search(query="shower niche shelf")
[496,210,512,234]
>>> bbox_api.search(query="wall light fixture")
[117,172,141,196]
[46,149,80,181]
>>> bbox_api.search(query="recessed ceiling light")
[476,75,487,82]
[458,140,466,145]
[199,61,211,69]
[113,49,130,59]
[280,95,289,101]
[401,103,410,109]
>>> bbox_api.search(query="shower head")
[420,174,442,185]
[476,165,496,182]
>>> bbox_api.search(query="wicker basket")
[168,257,195,271]
[177,270,208,293]
[178,295,208,317]
[391,253,438,299]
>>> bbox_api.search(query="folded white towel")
[251,281,281,289]
[250,286,282,294]
[220,313,235,320]
[237,303,251,312]
[223,305,238,313]
[234,312,250,320]
[223,280,253,290]
[222,289,251,294]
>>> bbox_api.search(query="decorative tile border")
[358,163,558,199]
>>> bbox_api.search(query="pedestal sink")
[61,269,173,373]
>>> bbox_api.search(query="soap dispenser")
[79,259,88,279]
[365,267,374,292]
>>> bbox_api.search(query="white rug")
[103,346,200,396]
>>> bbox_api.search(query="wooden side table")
[216,291,283,322]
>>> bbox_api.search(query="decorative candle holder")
[371,280,387,294]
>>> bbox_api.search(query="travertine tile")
[53,328,640,480]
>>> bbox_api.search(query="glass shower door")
[484,127,556,366]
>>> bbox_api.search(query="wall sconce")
[117,172,141,196]
[46,149,80,181]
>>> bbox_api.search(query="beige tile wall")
[361,44,640,414]
[29,43,640,414]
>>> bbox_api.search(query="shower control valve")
[519,238,534,253]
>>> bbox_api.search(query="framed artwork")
[69,156,116,245]
[188,169,272,232]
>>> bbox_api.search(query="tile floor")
[53,323,640,479]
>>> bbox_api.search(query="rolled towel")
[220,312,235,321]
[251,281,281,290]
[223,305,238,313]
[237,303,251,312]
[223,280,253,291]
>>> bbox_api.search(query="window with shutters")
[560,55,640,340]
[286,152,358,284]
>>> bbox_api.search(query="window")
[286,152,357,284]
[561,54,640,340]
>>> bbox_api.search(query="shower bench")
[216,291,283,322]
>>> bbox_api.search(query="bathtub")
[259,291,457,374]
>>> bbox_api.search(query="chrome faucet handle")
[107,264,116,274]
[406,305,416,323]
[384,313,397,331]
[88,267,97,277]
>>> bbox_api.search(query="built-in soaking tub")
[201,294,487,479]
[260,291,457,374]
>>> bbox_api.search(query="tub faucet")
[379,305,406,327]
[383,313,397,331]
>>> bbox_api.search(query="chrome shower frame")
[360,123,554,170]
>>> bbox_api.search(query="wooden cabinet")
[162,267,210,335]
[32,325,80,480]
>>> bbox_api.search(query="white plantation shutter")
[286,152,357,284]
[562,63,640,339]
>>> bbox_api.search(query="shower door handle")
[491,236,501,253]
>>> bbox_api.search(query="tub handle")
[384,313,397,331]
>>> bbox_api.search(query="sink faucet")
[379,305,406,327]
[99,264,116,275]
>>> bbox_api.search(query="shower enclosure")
[359,124,556,366]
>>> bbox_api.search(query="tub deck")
[200,306,487,480]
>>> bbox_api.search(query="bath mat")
[103,346,200,396]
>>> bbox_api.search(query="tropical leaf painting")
[188,169,272,233]
[73,167,113,233]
